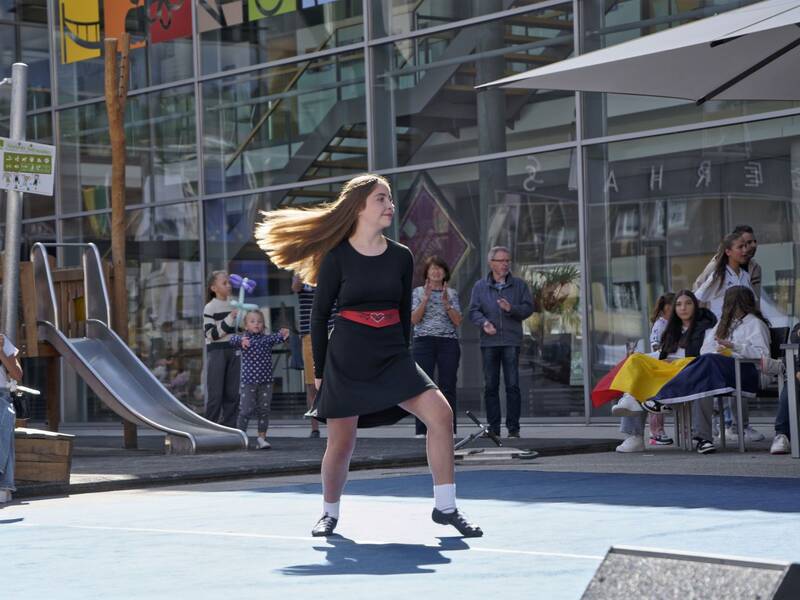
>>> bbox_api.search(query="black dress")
[310,238,437,427]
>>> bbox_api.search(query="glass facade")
[3,0,798,423]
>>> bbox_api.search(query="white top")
[0,335,19,389]
[649,316,668,350]
[700,313,770,359]
[694,265,752,318]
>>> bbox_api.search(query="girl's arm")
[731,317,770,359]
[399,250,414,346]
[699,326,718,355]
[311,251,342,379]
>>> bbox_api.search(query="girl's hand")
[716,338,734,349]
[240,337,251,349]
[314,378,322,390]
[279,328,290,339]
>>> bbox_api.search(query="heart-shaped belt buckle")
[369,312,385,323]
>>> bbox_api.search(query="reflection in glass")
[203,51,366,194]
[205,193,310,417]
[581,0,800,138]
[62,203,204,419]
[372,4,574,169]
[394,150,583,418]
[200,0,363,74]
[58,86,198,215]
[586,116,800,417]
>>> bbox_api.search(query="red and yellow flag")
[591,354,694,408]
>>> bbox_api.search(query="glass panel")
[22,25,51,109]
[372,0,563,38]
[62,202,204,420]
[0,23,16,118]
[23,112,55,218]
[55,2,193,104]
[127,202,204,413]
[59,85,198,215]
[205,191,321,418]
[585,115,800,418]
[392,149,584,419]
[581,0,800,138]
[203,50,366,194]
[19,0,47,24]
[200,0,363,75]
[372,3,575,169]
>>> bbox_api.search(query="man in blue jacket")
[468,246,534,438]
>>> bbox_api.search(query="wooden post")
[104,35,137,449]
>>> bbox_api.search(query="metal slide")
[32,243,248,454]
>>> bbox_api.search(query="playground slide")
[40,320,248,454]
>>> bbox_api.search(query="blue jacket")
[468,272,534,347]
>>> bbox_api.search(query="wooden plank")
[15,461,71,483]
[15,452,70,464]
[16,438,73,457]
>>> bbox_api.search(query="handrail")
[224,0,427,171]
[31,242,111,332]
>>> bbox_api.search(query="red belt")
[339,309,400,328]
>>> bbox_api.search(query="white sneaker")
[414,434,426,439]
[743,425,765,442]
[255,437,271,450]
[0,489,11,503]
[611,394,643,417]
[770,434,791,455]
[615,434,645,453]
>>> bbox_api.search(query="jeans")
[0,391,15,491]
[413,336,460,435]
[481,345,521,434]
[775,376,796,438]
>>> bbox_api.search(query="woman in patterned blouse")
[411,256,462,436]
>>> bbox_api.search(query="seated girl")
[608,290,716,453]
[646,286,770,454]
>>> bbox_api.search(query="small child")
[230,310,289,450]
[204,271,242,427]
[648,293,675,446]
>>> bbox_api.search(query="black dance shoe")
[431,508,483,538]
[311,514,338,537]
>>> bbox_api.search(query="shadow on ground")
[246,470,800,514]
[279,536,470,576]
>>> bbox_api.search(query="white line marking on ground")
[17,523,603,561]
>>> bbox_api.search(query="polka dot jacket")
[229,331,287,385]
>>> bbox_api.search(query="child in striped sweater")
[203,271,243,427]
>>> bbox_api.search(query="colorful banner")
[103,0,147,50]
[149,0,193,43]
[399,173,470,287]
[60,0,342,64]
[248,0,297,22]
[60,0,102,64]
[197,0,244,32]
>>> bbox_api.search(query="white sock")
[433,483,456,514]
[323,501,340,519]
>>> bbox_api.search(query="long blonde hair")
[255,174,390,284]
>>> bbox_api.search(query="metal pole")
[1,62,28,345]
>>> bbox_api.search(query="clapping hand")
[497,298,511,313]
[240,336,251,349]
[279,328,290,340]
[423,278,433,301]
[483,321,497,336]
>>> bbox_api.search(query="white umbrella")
[479,0,800,104]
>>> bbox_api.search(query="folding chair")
[726,327,789,453]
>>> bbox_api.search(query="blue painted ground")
[3,469,800,599]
